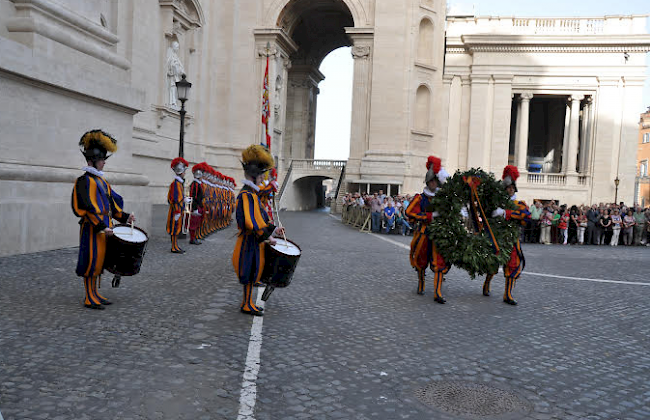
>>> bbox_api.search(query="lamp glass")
[176,74,192,102]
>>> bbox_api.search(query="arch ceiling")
[277,0,354,65]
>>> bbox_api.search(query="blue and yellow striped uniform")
[72,172,129,306]
[232,184,276,313]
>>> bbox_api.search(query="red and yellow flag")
[261,55,271,148]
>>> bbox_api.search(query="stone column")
[561,100,571,172]
[579,97,593,174]
[285,66,324,160]
[516,92,533,172]
[566,94,584,175]
[346,29,374,176]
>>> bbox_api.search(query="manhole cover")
[414,381,532,418]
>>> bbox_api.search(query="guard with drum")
[72,129,135,310]
[232,145,285,316]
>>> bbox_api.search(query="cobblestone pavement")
[1,209,649,419]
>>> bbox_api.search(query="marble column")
[561,100,571,172]
[515,92,533,172]
[346,29,374,175]
[579,97,593,174]
[567,94,584,174]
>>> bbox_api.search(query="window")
[414,85,431,132]
[641,160,648,177]
[643,133,650,144]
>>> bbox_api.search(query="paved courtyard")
[1,209,649,420]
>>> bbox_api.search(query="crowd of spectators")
[524,201,650,246]
[342,190,415,235]
[342,192,650,246]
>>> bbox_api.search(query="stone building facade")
[0,0,648,255]
[637,107,650,207]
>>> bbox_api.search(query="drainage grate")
[414,381,532,418]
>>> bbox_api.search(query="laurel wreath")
[425,168,521,278]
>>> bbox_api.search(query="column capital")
[570,94,585,102]
[351,45,371,60]
[519,92,533,101]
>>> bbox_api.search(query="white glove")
[431,211,440,218]
[492,208,506,218]
[174,212,181,221]
[460,207,469,218]
[184,197,191,203]
[192,210,199,216]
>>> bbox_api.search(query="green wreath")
[425,168,521,278]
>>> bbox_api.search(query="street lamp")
[614,177,620,204]
[175,73,192,158]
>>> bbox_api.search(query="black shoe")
[434,296,446,304]
[84,303,105,310]
[241,308,264,316]
[172,249,186,254]
[417,291,424,295]
[503,298,518,305]
[189,240,201,245]
[483,291,490,297]
[99,300,112,305]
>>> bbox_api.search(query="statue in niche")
[274,74,283,121]
[166,40,185,109]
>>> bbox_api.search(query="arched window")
[417,18,434,65]
[415,85,431,132]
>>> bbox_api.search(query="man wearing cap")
[483,165,531,305]
[405,155,451,304]
[72,129,135,309]
[232,145,285,316]
[167,157,189,253]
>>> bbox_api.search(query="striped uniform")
[189,179,203,242]
[483,198,531,302]
[166,177,184,252]
[72,172,129,306]
[405,191,450,299]
[232,184,276,313]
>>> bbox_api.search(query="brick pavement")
[0,209,649,419]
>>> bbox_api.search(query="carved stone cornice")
[452,34,650,54]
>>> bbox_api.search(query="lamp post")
[175,73,192,158]
[614,177,620,204]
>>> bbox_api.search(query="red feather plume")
[426,156,441,174]
[502,165,520,182]
[170,157,189,169]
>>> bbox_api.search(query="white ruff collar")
[423,187,438,197]
[174,175,184,183]
[510,194,517,201]
[82,166,104,177]
[242,179,260,192]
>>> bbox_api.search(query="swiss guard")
[72,130,135,309]
[405,156,451,304]
[189,162,205,245]
[483,165,531,305]
[167,157,189,254]
[232,145,284,316]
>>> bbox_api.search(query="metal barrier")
[341,205,372,232]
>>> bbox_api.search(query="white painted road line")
[372,231,650,286]
[236,287,266,420]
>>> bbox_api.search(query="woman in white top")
[610,208,622,246]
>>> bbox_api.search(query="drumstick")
[130,214,134,236]
[272,197,288,246]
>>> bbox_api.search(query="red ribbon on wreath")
[463,175,500,256]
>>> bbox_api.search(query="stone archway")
[254,0,374,176]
